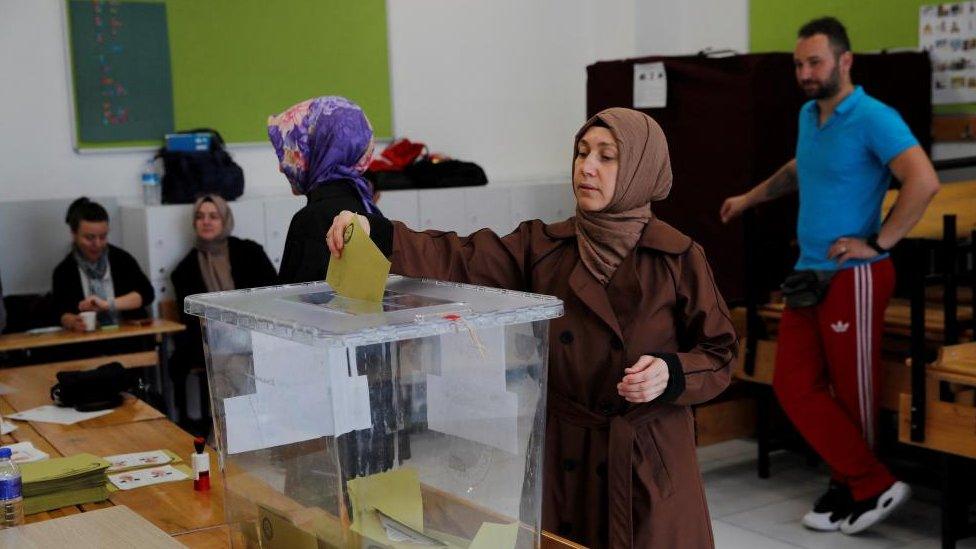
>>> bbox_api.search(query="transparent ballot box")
[185,277,563,548]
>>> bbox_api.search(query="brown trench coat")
[384,216,737,549]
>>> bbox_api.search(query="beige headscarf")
[574,108,673,285]
[193,194,236,292]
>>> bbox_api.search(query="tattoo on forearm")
[764,166,798,199]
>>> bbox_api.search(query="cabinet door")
[376,190,420,228]
[263,197,303,271]
[464,187,513,235]
[144,204,194,282]
[509,182,575,225]
[229,199,267,249]
[417,188,467,233]
[150,276,173,316]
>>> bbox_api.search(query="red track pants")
[773,258,897,501]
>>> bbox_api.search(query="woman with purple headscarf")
[268,96,397,492]
[269,96,389,283]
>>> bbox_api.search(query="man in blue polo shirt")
[721,17,939,535]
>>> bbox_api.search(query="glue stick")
[192,436,210,491]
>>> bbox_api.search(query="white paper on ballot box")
[438,326,507,387]
[426,375,519,454]
[429,326,519,453]
[223,332,372,454]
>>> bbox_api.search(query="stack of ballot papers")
[20,453,110,514]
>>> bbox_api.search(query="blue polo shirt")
[795,86,918,271]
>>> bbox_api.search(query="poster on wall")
[920,2,976,104]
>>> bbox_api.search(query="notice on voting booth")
[633,62,667,109]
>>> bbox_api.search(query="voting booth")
[185,277,563,548]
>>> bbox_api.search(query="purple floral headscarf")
[267,96,377,213]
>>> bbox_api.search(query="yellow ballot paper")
[347,468,423,532]
[469,521,519,549]
[326,217,391,303]
[348,468,441,547]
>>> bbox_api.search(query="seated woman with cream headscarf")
[170,194,277,427]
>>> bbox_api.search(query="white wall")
[0,0,635,204]
[1,0,963,204]
[388,0,635,185]
[635,0,749,57]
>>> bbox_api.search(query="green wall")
[68,0,392,148]
[750,0,972,113]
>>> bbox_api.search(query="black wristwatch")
[866,234,887,254]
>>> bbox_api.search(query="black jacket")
[52,244,154,321]
[278,180,389,284]
[170,236,278,371]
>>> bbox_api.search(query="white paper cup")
[80,311,97,332]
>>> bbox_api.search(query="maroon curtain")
[586,52,931,302]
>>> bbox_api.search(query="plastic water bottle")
[141,158,162,206]
[0,448,24,528]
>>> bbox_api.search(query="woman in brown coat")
[328,108,736,548]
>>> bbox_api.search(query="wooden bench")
[754,299,974,343]
[881,180,976,241]
[897,342,976,548]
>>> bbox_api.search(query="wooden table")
[0,320,184,354]
[0,320,185,418]
[0,505,182,548]
[0,359,583,548]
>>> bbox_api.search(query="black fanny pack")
[780,270,836,309]
[50,362,128,412]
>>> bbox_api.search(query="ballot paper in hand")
[326,217,390,302]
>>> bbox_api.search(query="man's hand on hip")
[827,237,878,265]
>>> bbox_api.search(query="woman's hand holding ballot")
[326,210,371,259]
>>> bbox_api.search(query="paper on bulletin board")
[222,332,372,454]
[633,62,667,109]
[920,2,976,104]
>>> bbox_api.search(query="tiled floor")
[699,439,976,549]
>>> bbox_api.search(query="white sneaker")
[840,481,911,535]
[801,481,852,532]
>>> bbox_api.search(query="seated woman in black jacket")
[170,194,277,426]
[53,197,154,331]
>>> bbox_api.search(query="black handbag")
[50,362,128,411]
[780,270,836,309]
[157,128,244,204]
[403,159,488,189]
